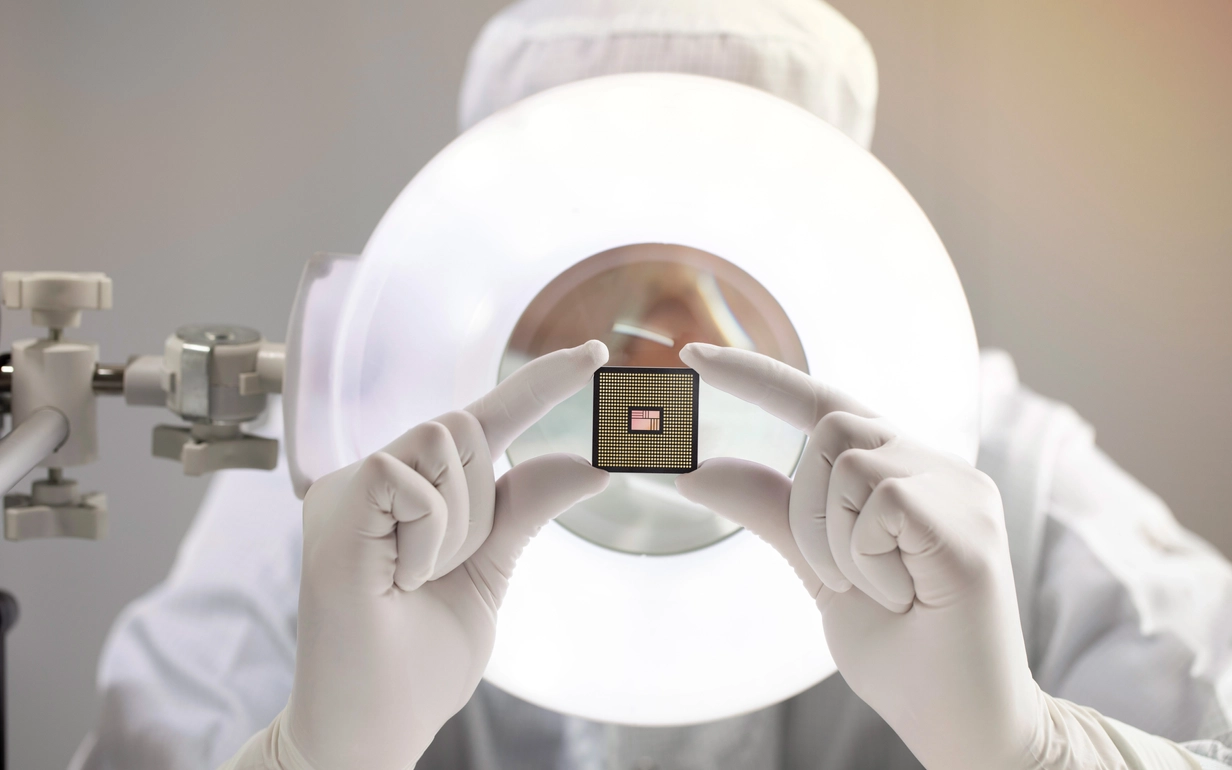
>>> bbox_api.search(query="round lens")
[500,244,807,555]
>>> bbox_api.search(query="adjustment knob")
[2,271,113,329]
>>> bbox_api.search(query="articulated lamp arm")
[0,271,285,541]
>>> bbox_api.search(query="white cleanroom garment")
[71,352,1232,770]
[70,0,1232,762]
[459,0,878,148]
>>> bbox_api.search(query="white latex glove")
[221,341,611,770]
[675,343,1200,770]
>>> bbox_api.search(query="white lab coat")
[72,351,1232,770]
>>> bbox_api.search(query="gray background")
[1,1,1229,767]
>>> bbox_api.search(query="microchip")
[592,366,699,473]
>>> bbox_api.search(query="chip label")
[628,407,663,433]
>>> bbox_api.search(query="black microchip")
[592,366,699,473]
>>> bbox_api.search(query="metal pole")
[0,591,16,770]
[91,363,126,395]
[0,408,69,497]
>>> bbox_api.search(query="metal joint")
[92,363,125,395]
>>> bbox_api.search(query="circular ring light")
[331,74,980,725]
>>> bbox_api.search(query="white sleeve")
[69,453,303,770]
[1032,436,1232,747]
[1184,735,1232,769]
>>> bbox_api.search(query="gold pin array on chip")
[592,366,699,473]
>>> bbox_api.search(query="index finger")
[679,343,877,432]
[465,340,609,457]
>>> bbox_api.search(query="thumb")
[465,454,609,608]
[677,458,830,603]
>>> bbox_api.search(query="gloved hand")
[675,343,1201,770]
[221,341,611,770]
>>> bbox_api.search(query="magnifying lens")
[287,73,979,725]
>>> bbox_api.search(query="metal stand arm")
[0,408,68,497]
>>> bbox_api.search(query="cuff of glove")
[1094,713,1203,770]
[216,709,318,770]
[1029,694,1202,770]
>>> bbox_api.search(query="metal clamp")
[148,324,283,475]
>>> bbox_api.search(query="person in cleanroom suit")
[72,1,1232,769]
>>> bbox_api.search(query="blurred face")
[504,243,806,370]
